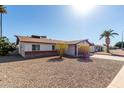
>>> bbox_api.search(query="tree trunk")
[59,50,64,59]
[106,43,110,53]
[0,13,2,38]
[106,37,110,53]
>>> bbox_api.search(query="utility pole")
[122,31,124,49]
[0,13,2,37]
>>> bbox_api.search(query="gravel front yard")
[0,55,123,88]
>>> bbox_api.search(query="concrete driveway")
[108,66,124,88]
[91,54,124,61]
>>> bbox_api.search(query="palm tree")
[0,5,7,37]
[100,29,119,53]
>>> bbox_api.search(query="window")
[32,45,40,51]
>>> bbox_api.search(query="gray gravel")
[0,55,123,88]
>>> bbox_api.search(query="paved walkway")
[108,66,124,88]
[91,54,124,88]
[91,54,124,61]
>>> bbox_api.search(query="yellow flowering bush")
[55,43,68,59]
[79,44,90,58]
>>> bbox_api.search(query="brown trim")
[25,50,58,58]
[25,50,57,53]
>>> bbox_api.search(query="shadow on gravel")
[77,58,93,63]
[0,54,26,63]
[0,54,65,64]
[47,57,64,62]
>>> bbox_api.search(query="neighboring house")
[89,43,96,53]
[16,35,95,58]
[95,45,103,52]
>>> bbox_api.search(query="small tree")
[55,43,68,59]
[99,29,119,53]
[0,37,16,56]
[115,41,124,48]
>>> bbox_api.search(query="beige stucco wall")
[77,41,95,53]
[77,42,89,46]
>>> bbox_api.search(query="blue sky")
[2,5,124,45]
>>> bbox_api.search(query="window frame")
[32,45,40,51]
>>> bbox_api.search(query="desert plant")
[99,29,119,53]
[55,43,68,59]
[79,44,90,58]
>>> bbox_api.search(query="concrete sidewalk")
[91,54,124,61]
[108,66,124,88]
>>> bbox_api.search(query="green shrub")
[0,37,16,56]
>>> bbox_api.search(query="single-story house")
[16,35,96,58]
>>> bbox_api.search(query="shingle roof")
[16,36,93,45]
[16,36,65,44]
